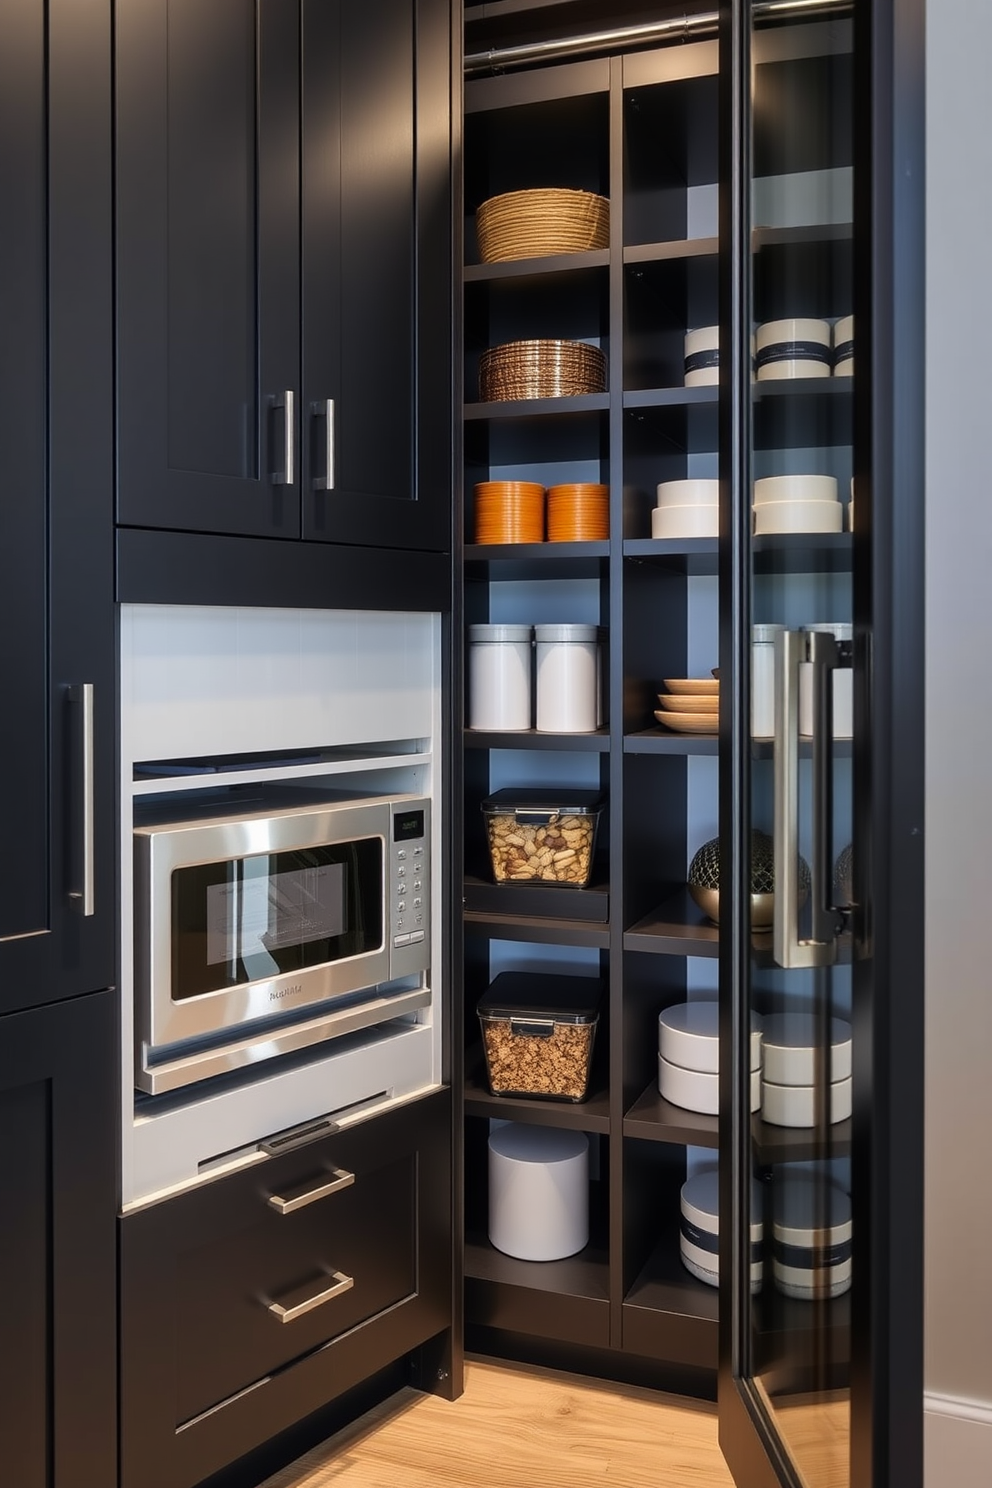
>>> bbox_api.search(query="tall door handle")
[773,630,840,968]
[67,683,95,916]
[312,398,335,491]
[271,390,295,485]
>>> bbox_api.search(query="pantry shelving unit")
[459,0,857,1393]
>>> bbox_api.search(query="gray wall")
[925,0,992,1474]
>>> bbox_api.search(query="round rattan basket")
[476,188,610,263]
[479,339,607,402]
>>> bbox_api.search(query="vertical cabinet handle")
[271,390,295,485]
[67,683,95,916]
[312,398,335,491]
[773,630,841,968]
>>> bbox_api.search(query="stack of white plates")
[652,478,719,539]
[773,1172,852,1300]
[753,474,842,536]
[680,1171,763,1291]
[754,318,832,380]
[684,326,719,387]
[760,1013,853,1127]
[657,1001,761,1115]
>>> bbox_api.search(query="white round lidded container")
[534,623,600,733]
[468,624,533,731]
[659,1055,760,1116]
[680,1171,763,1291]
[658,1000,762,1075]
[684,326,719,387]
[761,1013,852,1087]
[833,315,854,377]
[488,1122,589,1262]
[754,318,832,380]
[761,1076,852,1128]
[652,478,719,540]
[752,623,785,738]
[798,622,853,737]
[752,474,842,536]
[772,1172,852,1300]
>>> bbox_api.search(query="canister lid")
[468,624,533,643]
[658,1001,762,1073]
[802,622,853,641]
[753,623,785,644]
[477,970,603,1024]
[681,1171,763,1237]
[488,1122,589,1165]
[773,1173,851,1242]
[534,623,600,644]
[482,788,606,816]
[761,1013,852,1087]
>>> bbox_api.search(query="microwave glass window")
[170,838,383,999]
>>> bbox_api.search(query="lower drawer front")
[175,1153,416,1424]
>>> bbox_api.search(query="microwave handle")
[259,1115,339,1158]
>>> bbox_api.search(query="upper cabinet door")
[116,0,302,538]
[301,0,453,553]
[0,0,115,1013]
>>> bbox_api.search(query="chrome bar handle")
[267,1166,355,1215]
[271,390,295,484]
[267,1270,354,1324]
[810,630,841,947]
[67,683,95,916]
[311,398,335,490]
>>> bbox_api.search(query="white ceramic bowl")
[760,1013,852,1085]
[684,326,719,387]
[658,1001,762,1074]
[753,474,839,506]
[833,315,854,376]
[761,1075,852,1127]
[755,317,832,381]
[652,503,719,540]
[659,1054,760,1115]
[753,500,843,536]
[655,478,719,509]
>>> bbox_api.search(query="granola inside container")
[481,788,604,887]
[477,971,602,1102]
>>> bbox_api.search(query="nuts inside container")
[481,789,604,887]
[477,971,603,1102]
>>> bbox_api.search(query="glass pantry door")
[717,3,924,1488]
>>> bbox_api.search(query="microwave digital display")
[393,810,424,842]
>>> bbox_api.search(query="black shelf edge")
[623,237,718,265]
[464,727,611,751]
[465,1060,612,1134]
[465,392,609,420]
[464,1233,610,1302]
[623,729,719,756]
[753,1114,853,1165]
[624,1083,720,1148]
[464,541,609,582]
[464,248,609,282]
[753,376,853,400]
[623,537,718,575]
[753,222,854,247]
[622,1237,719,1372]
[464,1233,611,1350]
[464,873,610,927]
[623,386,718,411]
[752,532,853,575]
[464,910,611,949]
[623,890,720,958]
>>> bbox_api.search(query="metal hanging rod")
[465,0,852,77]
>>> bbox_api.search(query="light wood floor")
[259,1358,737,1488]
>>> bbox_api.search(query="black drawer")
[121,1089,452,1488]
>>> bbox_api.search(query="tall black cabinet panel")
[116,0,302,538]
[0,991,118,1488]
[0,0,115,1014]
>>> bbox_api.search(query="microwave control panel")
[389,799,431,979]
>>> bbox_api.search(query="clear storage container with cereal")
[480,789,604,887]
[477,972,603,1102]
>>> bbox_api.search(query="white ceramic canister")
[658,1001,762,1075]
[772,1172,852,1299]
[658,1054,760,1116]
[652,479,719,540]
[684,326,720,387]
[752,623,784,738]
[468,624,533,731]
[680,1171,763,1291]
[534,623,600,733]
[488,1123,589,1261]
[760,1013,853,1086]
[761,1075,853,1128]
[754,318,832,381]
[798,622,853,737]
[752,474,842,536]
[833,315,854,377]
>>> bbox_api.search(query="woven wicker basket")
[479,339,607,402]
[476,188,609,264]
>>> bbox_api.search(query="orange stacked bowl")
[546,483,609,542]
[474,481,545,544]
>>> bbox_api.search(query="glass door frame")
[716,3,925,1487]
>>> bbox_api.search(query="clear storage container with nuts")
[481,789,604,888]
[477,972,603,1102]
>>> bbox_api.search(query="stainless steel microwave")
[133,790,431,1094]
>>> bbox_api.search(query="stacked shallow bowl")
[760,1013,853,1128]
[474,481,545,544]
[652,478,719,539]
[753,474,843,535]
[654,674,719,735]
[546,483,609,541]
[658,1001,761,1116]
[772,1172,852,1300]
[475,188,610,264]
[479,339,608,402]
[681,1171,764,1291]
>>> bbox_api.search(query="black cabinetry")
[116,0,453,555]
[0,991,118,1488]
[0,0,115,1013]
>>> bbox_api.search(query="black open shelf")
[464,247,609,283]
[465,1056,611,1134]
[463,872,610,926]
[624,729,719,756]
[622,1232,719,1371]
[624,236,718,266]
[465,727,611,751]
[624,889,719,958]
[623,385,718,411]
[465,540,608,582]
[624,1083,720,1149]
[465,392,609,420]
[464,906,611,950]
[464,1230,611,1351]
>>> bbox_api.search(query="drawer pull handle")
[267,1270,354,1324]
[267,1166,355,1215]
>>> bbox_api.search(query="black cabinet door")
[300,0,453,553]
[0,0,115,1015]
[0,991,118,1488]
[116,0,302,538]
